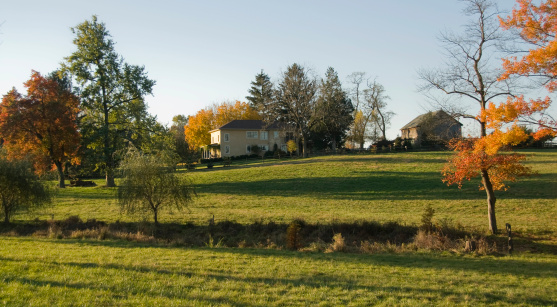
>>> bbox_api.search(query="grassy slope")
[44,150,557,234]
[1,237,556,306]
[2,150,557,305]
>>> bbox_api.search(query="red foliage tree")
[0,71,81,188]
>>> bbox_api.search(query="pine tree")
[312,67,353,150]
[246,70,275,123]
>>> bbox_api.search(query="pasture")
[44,150,557,234]
[1,150,556,305]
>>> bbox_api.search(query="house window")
[285,132,294,142]
[225,145,230,154]
[217,135,220,142]
[246,131,258,139]
[224,133,229,142]
[274,131,279,139]
[260,131,268,140]
[260,145,269,151]
[281,145,287,152]
[246,145,251,153]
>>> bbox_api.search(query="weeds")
[326,233,346,253]
[1,216,512,255]
[205,234,225,248]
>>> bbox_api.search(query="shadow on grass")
[194,170,556,201]
[1,244,556,305]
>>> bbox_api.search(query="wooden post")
[506,223,513,254]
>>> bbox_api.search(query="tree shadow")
[194,170,555,201]
[2,244,555,305]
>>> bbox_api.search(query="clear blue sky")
[1,1,516,139]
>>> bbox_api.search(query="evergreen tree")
[246,70,275,123]
[311,67,353,150]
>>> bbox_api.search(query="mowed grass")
[3,150,557,305]
[1,236,556,306]
[40,150,557,234]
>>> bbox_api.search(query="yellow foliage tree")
[184,101,261,150]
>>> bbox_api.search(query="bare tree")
[417,0,516,234]
[363,80,394,142]
[346,72,367,148]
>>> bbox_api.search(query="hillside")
[45,150,557,235]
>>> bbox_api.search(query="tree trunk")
[105,169,116,187]
[153,209,158,225]
[4,205,10,224]
[301,137,308,158]
[481,169,497,234]
[54,161,66,188]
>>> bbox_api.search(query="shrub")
[286,221,302,250]
[118,148,195,225]
[420,205,435,232]
[0,156,51,224]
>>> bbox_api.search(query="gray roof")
[400,110,460,130]
[214,120,284,131]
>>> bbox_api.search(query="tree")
[363,80,394,142]
[184,101,261,150]
[0,154,50,224]
[418,0,531,234]
[117,148,194,225]
[63,16,155,187]
[275,63,317,157]
[496,0,557,139]
[286,139,297,157]
[351,110,367,148]
[346,72,367,148]
[0,71,80,188]
[312,67,353,150]
[184,108,214,150]
[246,70,276,123]
[214,100,261,128]
[170,115,197,163]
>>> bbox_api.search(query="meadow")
[1,150,556,305]
[44,150,557,234]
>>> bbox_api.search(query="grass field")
[2,150,556,305]
[1,236,556,306]
[41,150,557,234]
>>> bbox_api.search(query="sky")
[1,1,520,140]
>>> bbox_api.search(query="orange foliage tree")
[497,0,557,138]
[0,71,81,188]
[184,101,261,150]
[420,0,534,234]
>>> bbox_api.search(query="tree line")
[185,66,394,158]
[2,0,557,233]
[0,16,174,188]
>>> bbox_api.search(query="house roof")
[210,120,284,132]
[400,110,461,130]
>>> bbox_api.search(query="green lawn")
[41,150,557,234]
[2,150,556,305]
[1,236,556,306]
